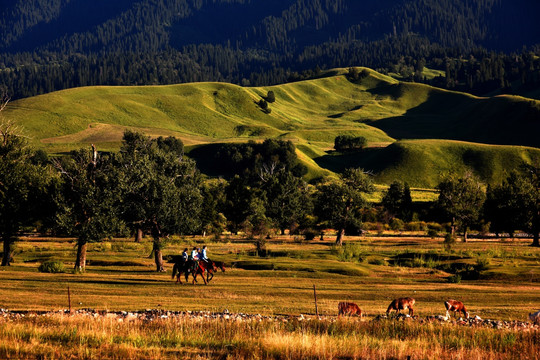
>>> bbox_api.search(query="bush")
[38,260,65,273]
[405,221,427,231]
[266,90,275,103]
[389,218,405,231]
[302,228,317,241]
[448,274,462,283]
[444,233,456,244]
[334,135,367,152]
[369,258,388,266]
[476,256,491,271]
[427,228,439,238]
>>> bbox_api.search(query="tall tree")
[486,168,540,246]
[0,96,53,266]
[382,180,413,221]
[54,145,122,271]
[437,173,486,242]
[261,169,311,235]
[315,168,374,246]
[117,131,202,271]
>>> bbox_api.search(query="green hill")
[4,67,540,187]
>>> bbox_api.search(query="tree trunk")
[1,235,14,266]
[532,232,540,247]
[75,241,87,272]
[153,238,164,272]
[134,228,143,242]
[335,228,345,246]
[463,229,468,242]
[450,217,456,236]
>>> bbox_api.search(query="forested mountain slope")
[1,0,540,99]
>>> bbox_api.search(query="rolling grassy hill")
[4,67,540,188]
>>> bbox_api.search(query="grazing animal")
[338,302,362,318]
[444,299,469,319]
[386,297,415,316]
[529,310,540,324]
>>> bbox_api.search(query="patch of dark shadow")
[314,145,397,174]
[326,268,366,276]
[350,105,363,111]
[366,83,408,100]
[78,279,160,286]
[436,262,481,280]
[233,261,275,271]
[328,113,345,119]
[86,260,149,267]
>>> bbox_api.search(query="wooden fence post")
[313,285,319,317]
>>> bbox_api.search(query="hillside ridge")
[5,67,540,187]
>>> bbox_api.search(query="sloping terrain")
[5,68,540,187]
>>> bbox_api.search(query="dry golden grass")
[0,235,539,358]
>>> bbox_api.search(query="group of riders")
[183,245,210,272]
[173,245,223,284]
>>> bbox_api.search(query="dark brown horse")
[172,259,226,285]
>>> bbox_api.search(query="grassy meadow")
[0,234,538,358]
[4,67,540,187]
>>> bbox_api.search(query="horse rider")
[190,246,199,261]
[200,245,209,263]
[190,246,200,273]
[181,248,189,263]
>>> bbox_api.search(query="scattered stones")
[0,308,538,331]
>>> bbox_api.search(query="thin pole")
[313,285,319,317]
[68,286,72,314]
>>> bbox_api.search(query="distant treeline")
[2,123,539,272]
[1,0,540,99]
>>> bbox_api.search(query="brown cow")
[338,302,362,318]
[444,299,469,319]
[386,297,415,316]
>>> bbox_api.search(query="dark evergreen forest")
[1,0,540,99]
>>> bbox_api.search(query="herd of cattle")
[338,297,540,324]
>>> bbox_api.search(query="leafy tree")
[382,180,413,221]
[486,168,540,246]
[266,90,276,103]
[437,173,486,242]
[54,145,122,271]
[334,135,368,152]
[223,175,254,235]
[261,169,311,235]
[116,131,202,271]
[200,178,228,239]
[315,168,374,246]
[0,107,54,265]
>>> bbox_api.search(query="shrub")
[427,228,439,238]
[444,233,456,244]
[369,258,388,266]
[476,256,491,271]
[405,221,427,231]
[38,260,65,273]
[389,218,405,231]
[303,228,317,241]
[448,274,462,283]
[334,135,367,152]
[266,90,275,103]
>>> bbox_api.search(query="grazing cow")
[529,310,540,324]
[386,297,415,316]
[444,299,469,319]
[338,302,362,318]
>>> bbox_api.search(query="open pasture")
[1,235,539,318]
[0,235,539,359]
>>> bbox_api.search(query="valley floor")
[0,235,538,358]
